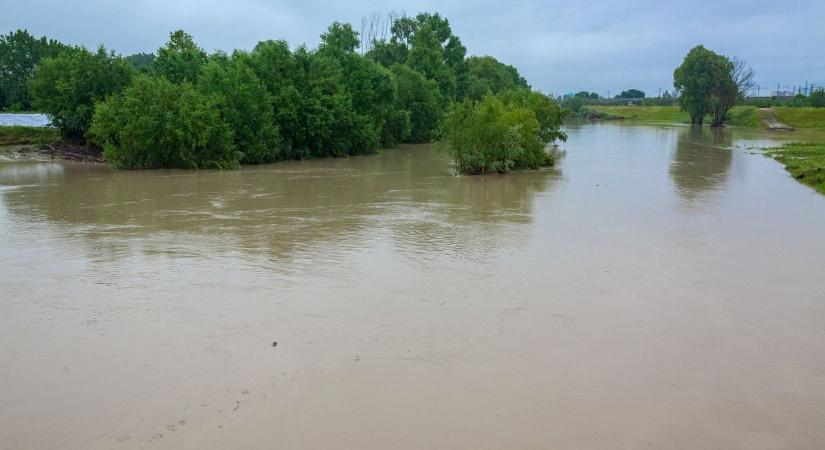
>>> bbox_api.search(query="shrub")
[29,46,133,139]
[442,93,563,175]
[198,54,284,164]
[89,75,239,169]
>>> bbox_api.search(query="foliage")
[89,75,239,169]
[125,52,156,72]
[0,29,69,110]
[391,63,440,142]
[29,46,133,139]
[442,92,565,174]
[765,142,825,194]
[673,45,753,126]
[153,30,207,84]
[0,125,60,146]
[466,56,530,101]
[575,91,600,99]
[14,12,554,171]
[616,89,645,98]
[367,12,468,101]
[198,53,284,164]
[810,91,825,108]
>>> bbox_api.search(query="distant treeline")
[0,14,566,173]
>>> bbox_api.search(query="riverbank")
[0,127,103,162]
[0,126,59,146]
[765,142,825,194]
[585,105,825,130]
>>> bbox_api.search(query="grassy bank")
[773,108,825,129]
[765,142,825,194]
[588,105,761,127]
[0,126,60,146]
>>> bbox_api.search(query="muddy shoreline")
[0,141,104,163]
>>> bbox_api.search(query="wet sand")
[1,123,824,449]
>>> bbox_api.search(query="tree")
[319,22,359,54]
[673,45,729,125]
[811,90,825,108]
[466,56,530,101]
[574,91,599,99]
[0,29,68,110]
[29,46,133,138]
[153,30,207,84]
[616,89,645,98]
[125,52,156,72]
[198,53,284,164]
[709,57,754,126]
[89,75,239,169]
[674,45,753,127]
[442,91,565,175]
[391,63,440,142]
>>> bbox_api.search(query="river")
[1,123,824,449]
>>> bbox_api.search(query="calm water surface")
[2,123,824,449]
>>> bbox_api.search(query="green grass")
[589,105,762,127]
[590,105,690,123]
[765,142,825,194]
[725,106,761,128]
[0,126,60,146]
[773,107,825,129]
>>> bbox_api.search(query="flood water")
[2,123,825,450]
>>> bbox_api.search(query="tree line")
[0,14,566,173]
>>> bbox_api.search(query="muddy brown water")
[2,123,825,450]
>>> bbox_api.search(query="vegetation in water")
[765,142,825,194]
[673,45,754,127]
[442,90,566,174]
[0,125,60,146]
[1,12,563,172]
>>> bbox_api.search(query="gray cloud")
[3,0,823,96]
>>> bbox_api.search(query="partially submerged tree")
[674,45,753,127]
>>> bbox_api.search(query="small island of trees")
[0,13,567,174]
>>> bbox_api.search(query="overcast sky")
[3,0,824,96]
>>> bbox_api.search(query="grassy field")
[773,107,825,129]
[588,105,761,127]
[765,142,825,194]
[0,126,60,146]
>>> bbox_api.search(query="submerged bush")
[441,92,565,175]
[89,75,239,169]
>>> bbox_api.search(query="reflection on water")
[669,126,733,203]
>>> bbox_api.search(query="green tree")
[811,90,825,108]
[442,92,565,175]
[29,46,133,139]
[319,22,359,54]
[466,56,530,101]
[198,53,284,164]
[89,74,239,169]
[125,52,156,72]
[154,30,207,84]
[0,29,68,110]
[391,63,440,142]
[673,45,729,125]
[616,89,645,98]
